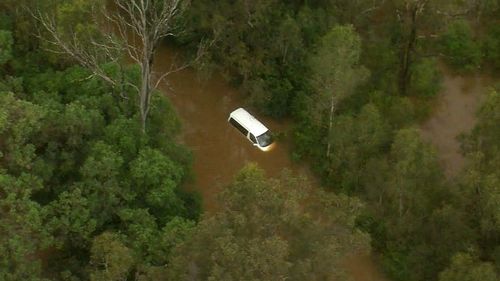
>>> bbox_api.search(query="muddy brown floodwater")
[155,45,389,281]
[155,47,312,212]
[420,63,494,178]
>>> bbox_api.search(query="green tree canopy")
[168,164,369,281]
[0,172,48,281]
[0,92,45,174]
[309,24,369,158]
[0,30,13,65]
[89,232,135,281]
[440,20,482,71]
[439,252,498,281]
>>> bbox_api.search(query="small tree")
[309,25,368,158]
[440,20,481,71]
[89,232,135,281]
[388,128,443,219]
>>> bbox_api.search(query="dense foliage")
[1,0,499,281]
[180,1,500,281]
[168,164,369,281]
[0,3,199,280]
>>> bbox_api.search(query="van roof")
[229,108,269,136]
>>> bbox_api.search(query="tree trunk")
[398,7,418,96]
[399,189,403,218]
[140,49,151,133]
[36,0,188,134]
[326,96,335,158]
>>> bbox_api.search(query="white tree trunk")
[140,58,150,132]
[398,186,403,218]
[35,0,190,134]
[326,96,335,158]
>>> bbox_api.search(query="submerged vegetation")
[0,0,499,281]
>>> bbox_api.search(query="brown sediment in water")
[154,45,313,213]
[154,45,388,281]
[420,63,494,178]
[344,255,388,281]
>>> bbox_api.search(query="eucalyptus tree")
[309,25,368,158]
[34,0,201,132]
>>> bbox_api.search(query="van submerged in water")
[228,108,274,151]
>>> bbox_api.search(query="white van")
[228,108,274,151]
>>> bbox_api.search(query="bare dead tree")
[110,0,188,132]
[34,0,206,133]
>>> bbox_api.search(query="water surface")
[155,45,388,281]
[420,64,493,178]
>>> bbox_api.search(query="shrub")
[440,20,481,72]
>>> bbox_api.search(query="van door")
[248,133,258,146]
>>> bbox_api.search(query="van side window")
[229,118,248,135]
[249,133,257,144]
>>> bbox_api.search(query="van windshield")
[256,131,273,147]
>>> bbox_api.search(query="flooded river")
[155,45,389,281]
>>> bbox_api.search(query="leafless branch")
[32,10,120,88]
[33,0,196,132]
